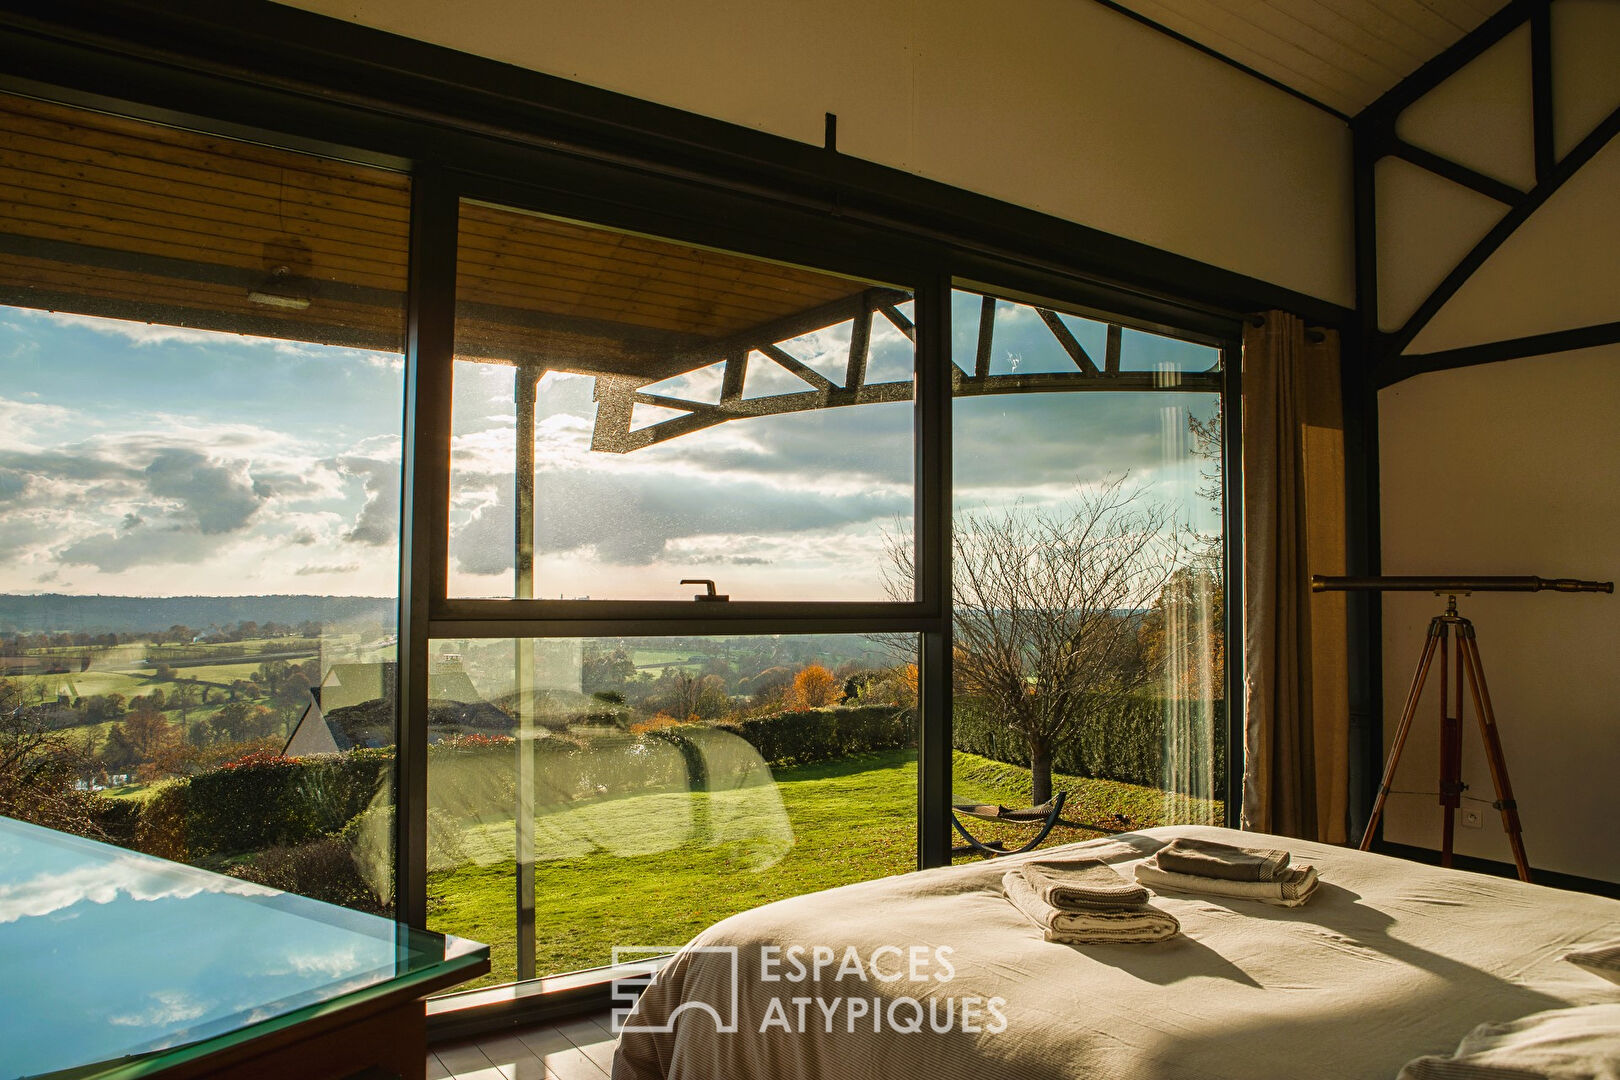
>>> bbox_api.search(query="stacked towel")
[1134,839,1320,907]
[1002,858,1180,944]
[1020,859,1152,909]
[1154,837,1290,881]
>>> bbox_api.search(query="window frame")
[0,3,1276,1030]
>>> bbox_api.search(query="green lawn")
[427,749,1222,989]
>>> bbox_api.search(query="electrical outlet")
[1461,808,1484,829]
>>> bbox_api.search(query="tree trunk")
[1029,740,1054,806]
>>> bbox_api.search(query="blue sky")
[0,295,1220,602]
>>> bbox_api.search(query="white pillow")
[1566,941,1620,986]
[1397,1004,1620,1080]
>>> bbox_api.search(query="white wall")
[1374,3,1620,883]
[273,0,1353,306]
[1378,349,1620,882]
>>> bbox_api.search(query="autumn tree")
[122,709,179,763]
[889,475,1184,804]
[792,665,839,709]
[1137,566,1224,699]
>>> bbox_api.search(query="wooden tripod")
[1359,594,1531,881]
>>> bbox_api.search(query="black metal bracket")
[1353,0,1620,387]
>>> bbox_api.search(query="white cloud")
[109,990,211,1028]
[0,853,276,925]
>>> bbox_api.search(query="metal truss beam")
[1381,101,1620,365]
[591,293,1219,452]
[1355,0,1620,381]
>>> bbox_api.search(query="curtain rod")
[1246,312,1328,343]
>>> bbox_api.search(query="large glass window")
[0,88,1242,1018]
[947,290,1227,855]
[447,201,916,602]
[422,633,919,989]
[0,93,408,914]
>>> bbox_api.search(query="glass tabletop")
[0,817,487,1080]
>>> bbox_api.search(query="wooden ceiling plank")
[0,94,409,194]
[1225,0,1406,88]
[456,202,863,293]
[455,214,857,305]
[450,254,842,330]
[456,239,856,322]
[456,274,785,338]
[0,169,409,272]
[1129,0,1374,109]
[0,124,412,228]
[1285,0,1436,73]
[0,203,407,292]
[0,258,404,337]
[1356,0,1469,52]
[1411,0,1498,34]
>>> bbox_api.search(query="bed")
[612,825,1620,1080]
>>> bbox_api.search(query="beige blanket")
[612,826,1620,1080]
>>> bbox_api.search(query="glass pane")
[1,817,483,1078]
[424,633,919,989]
[448,201,916,601]
[949,290,1221,377]
[948,289,1225,859]
[0,92,407,915]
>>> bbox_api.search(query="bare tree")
[0,677,106,838]
[888,475,1186,804]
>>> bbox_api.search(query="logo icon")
[611,946,740,1034]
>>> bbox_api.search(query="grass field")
[628,649,706,671]
[427,749,1222,989]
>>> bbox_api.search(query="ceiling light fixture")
[247,265,311,310]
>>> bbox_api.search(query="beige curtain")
[1241,311,1349,843]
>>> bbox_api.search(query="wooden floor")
[429,1012,618,1080]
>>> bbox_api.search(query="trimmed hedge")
[951,694,1227,801]
[708,705,915,768]
[136,747,392,861]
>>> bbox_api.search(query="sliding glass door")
[427,198,928,987]
[947,290,1230,855]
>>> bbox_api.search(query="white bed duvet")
[612,826,1620,1080]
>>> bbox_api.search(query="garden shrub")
[951,694,1227,800]
[708,705,915,768]
[134,747,392,860]
[226,835,387,914]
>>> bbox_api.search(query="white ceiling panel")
[1110,0,1502,116]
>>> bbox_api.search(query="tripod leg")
[1439,624,1460,867]
[1361,619,1444,851]
[1458,627,1532,882]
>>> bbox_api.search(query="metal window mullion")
[917,272,953,869]
[398,167,458,930]
[1220,342,1245,829]
[514,368,538,982]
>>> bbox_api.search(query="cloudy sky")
[0,293,1221,602]
[0,306,404,598]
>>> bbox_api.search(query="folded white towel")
[1002,871,1181,944]
[1154,837,1291,882]
[1017,858,1151,910]
[1135,858,1320,907]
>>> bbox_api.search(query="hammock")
[949,791,1068,857]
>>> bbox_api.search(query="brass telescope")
[1312,575,1612,593]
[1311,571,1612,882]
